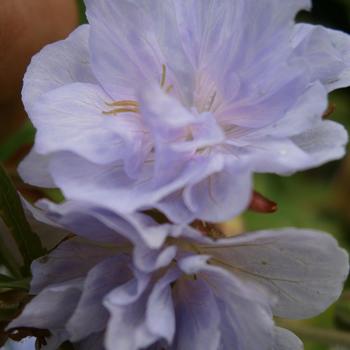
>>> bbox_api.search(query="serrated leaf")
[0,165,45,276]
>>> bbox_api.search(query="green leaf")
[278,320,350,348]
[0,164,45,276]
[0,122,35,162]
[0,232,22,279]
[77,0,87,24]
[0,274,29,290]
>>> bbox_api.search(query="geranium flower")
[10,200,348,350]
[19,0,349,222]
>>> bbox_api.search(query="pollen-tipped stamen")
[103,65,171,116]
[102,107,140,116]
[103,99,140,115]
[160,64,167,88]
[105,100,139,108]
[166,84,173,93]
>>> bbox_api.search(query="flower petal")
[236,137,311,174]
[293,24,350,91]
[18,149,55,188]
[291,120,348,168]
[21,199,68,250]
[178,255,274,350]
[23,24,96,110]
[171,278,221,350]
[37,199,129,245]
[49,150,225,222]
[183,158,252,222]
[30,82,128,164]
[9,280,82,330]
[66,255,132,341]
[155,191,195,224]
[219,70,308,129]
[104,273,158,350]
[86,0,194,103]
[250,82,328,138]
[146,269,179,345]
[31,238,114,293]
[199,228,349,318]
[273,327,303,350]
[173,0,309,70]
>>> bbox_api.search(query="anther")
[166,84,174,94]
[102,107,139,116]
[105,100,139,107]
[323,102,336,119]
[207,91,217,111]
[249,191,278,213]
[161,64,167,88]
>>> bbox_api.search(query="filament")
[102,107,139,115]
[106,100,139,107]
[166,84,174,93]
[103,64,172,117]
[160,64,166,88]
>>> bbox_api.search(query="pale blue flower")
[3,338,35,350]
[10,201,349,350]
[19,0,350,222]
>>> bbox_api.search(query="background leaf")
[0,165,45,276]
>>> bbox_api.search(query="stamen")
[165,84,174,94]
[106,100,139,107]
[103,64,171,117]
[160,64,167,88]
[206,91,217,111]
[323,102,336,119]
[249,191,277,213]
[102,107,139,115]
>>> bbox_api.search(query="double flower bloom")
[10,1,350,349]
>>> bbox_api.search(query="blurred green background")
[1,0,350,349]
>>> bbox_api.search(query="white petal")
[291,120,348,168]
[49,151,223,221]
[23,25,96,110]
[104,273,158,350]
[178,255,274,350]
[171,278,221,350]
[21,199,68,250]
[155,191,195,224]
[184,158,252,222]
[146,269,179,344]
[67,255,132,341]
[199,228,349,319]
[86,0,194,103]
[30,82,126,164]
[251,82,328,138]
[37,199,129,245]
[31,238,114,293]
[237,137,311,174]
[273,327,303,350]
[173,0,309,70]
[133,245,177,273]
[293,24,350,91]
[18,149,55,188]
[9,280,82,330]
